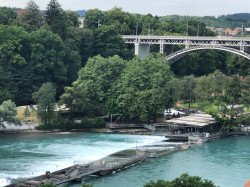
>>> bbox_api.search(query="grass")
[180,102,199,109]
[16,106,40,123]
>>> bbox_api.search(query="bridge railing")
[122,35,250,41]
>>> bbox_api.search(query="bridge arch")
[167,46,250,65]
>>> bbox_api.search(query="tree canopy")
[33,82,56,125]
[144,173,218,187]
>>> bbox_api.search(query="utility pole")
[186,22,189,48]
[240,22,244,51]
[197,23,199,37]
[148,23,150,35]
[136,22,138,43]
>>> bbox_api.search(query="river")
[0,133,249,187]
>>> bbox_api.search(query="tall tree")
[33,82,56,125]
[241,75,250,107]
[45,0,66,38]
[19,0,44,31]
[93,24,131,59]
[116,54,176,121]
[61,55,126,116]
[29,28,67,95]
[178,75,197,107]
[84,9,103,29]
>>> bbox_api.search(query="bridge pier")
[135,43,150,59]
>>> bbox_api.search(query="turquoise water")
[77,136,250,187]
[0,133,250,187]
[0,132,165,186]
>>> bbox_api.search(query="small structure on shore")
[155,114,219,133]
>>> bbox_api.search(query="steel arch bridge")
[122,35,250,64]
[166,45,250,65]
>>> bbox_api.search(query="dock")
[5,152,150,187]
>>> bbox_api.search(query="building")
[79,17,84,28]
[13,9,26,17]
[245,28,250,34]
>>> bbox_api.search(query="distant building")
[245,28,250,34]
[13,9,26,16]
[79,17,84,28]
[206,27,224,35]
[224,28,242,36]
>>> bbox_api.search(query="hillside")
[163,13,250,29]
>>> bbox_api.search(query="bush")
[144,173,218,187]
[35,117,106,131]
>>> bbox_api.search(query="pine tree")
[45,0,66,37]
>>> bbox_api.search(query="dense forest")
[163,13,250,29]
[0,0,249,109]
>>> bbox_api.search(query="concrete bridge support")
[135,43,150,59]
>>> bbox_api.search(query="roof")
[14,9,26,16]
[166,114,217,127]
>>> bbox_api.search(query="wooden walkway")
[6,153,150,187]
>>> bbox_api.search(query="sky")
[1,0,250,17]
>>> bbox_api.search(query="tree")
[0,7,17,25]
[144,173,218,187]
[0,100,21,127]
[93,24,131,59]
[0,25,28,65]
[178,75,197,108]
[224,75,242,107]
[23,106,31,118]
[240,75,250,108]
[62,10,80,27]
[116,54,177,122]
[33,82,56,125]
[19,0,44,31]
[61,55,126,116]
[84,9,103,29]
[63,26,82,84]
[45,0,66,38]
[29,28,67,95]
[0,25,29,105]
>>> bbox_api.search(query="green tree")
[0,100,21,127]
[178,75,197,108]
[194,70,225,102]
[32,82,56,125]
[23,106,31,118]
[45,0,66,38]
[79,29,94,66]
[62,10,80,27]
[144,173,218,187]
[0,7,17,25]
[29,28,67,95]
[224,75,242,107]
[19,0,44,31]
[63,26,82,84]
[0,25,30,104]
[0,25,28,65]
[241,75,250,107]
[116,54,177,122]
[61,55,126,116]
[84,9,103,29]
[93,24,131,59]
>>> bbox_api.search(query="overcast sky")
[1,0,250,16]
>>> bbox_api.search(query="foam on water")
[0,133,167,186]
